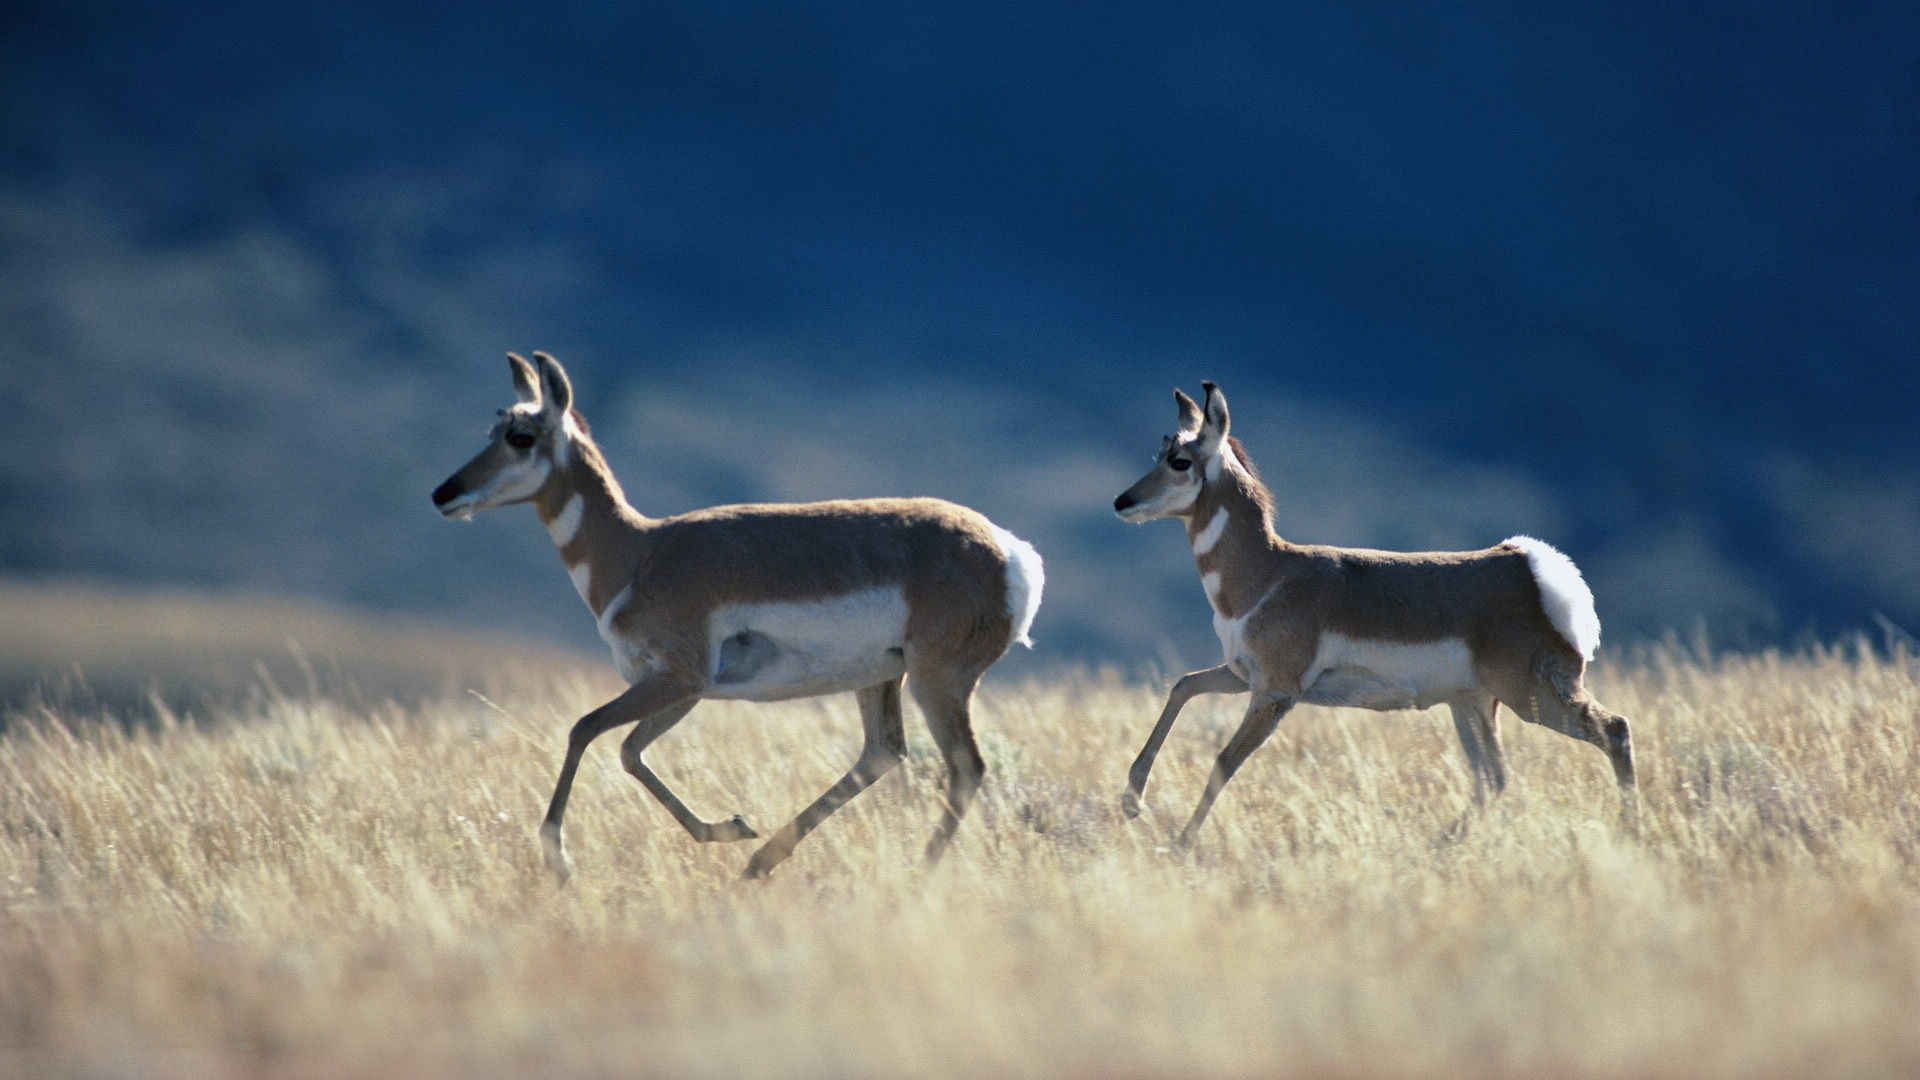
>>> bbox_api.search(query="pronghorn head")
[431,351,578,520]
[1112,381,1231,523]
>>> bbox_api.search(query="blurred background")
[4,2,1915,680]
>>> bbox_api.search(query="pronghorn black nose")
[431,478,463,507]
[1113,492,1135,513]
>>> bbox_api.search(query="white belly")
[1300,632,1475,710]
[703,587,910,701]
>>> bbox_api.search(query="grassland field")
[2,582,1917,1078]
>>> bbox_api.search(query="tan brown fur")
[432,352,1039,881]
[1115,381,1635,843]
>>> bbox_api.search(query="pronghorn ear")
[1173,388,1203,434]
[1194,380,1230,454]
[532,351,573,417]
[507,352,540,405]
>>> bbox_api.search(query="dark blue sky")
[5,2,1916,663]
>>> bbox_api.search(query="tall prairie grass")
[2,589,1917,1077]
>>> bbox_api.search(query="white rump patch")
[705,587,910,702]
[988,523,1045,648]
[1191,508,1229,557]
[1504,535,1601,661]
[1301,632,1476,710]
[546,493,583,547]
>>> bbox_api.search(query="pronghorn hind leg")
[1447,694,1507,806]
[619,701,759,845]
[1520,655,1639,813]
[912,672,988,866]
[1177,692,1294,848]
[744,677,907,880]
[1123,664,1248,818]
[541,675,700,884]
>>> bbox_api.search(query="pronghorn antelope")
[431,352,1044,881]
[1112,381,1635,844]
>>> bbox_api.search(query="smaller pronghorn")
[1113,382,1634,844]
[432,352,1043,881]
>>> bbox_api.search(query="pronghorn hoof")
[539,824,573,884]
[543,845,574,884]
[1120,790,1144,819]
[709,815,758,842]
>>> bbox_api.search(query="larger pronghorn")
[432,352,1044,881]
[1113,381,1634,844]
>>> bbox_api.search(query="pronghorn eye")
[505,430,536,451]
[1168,458,1192,472]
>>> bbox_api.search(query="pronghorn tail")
[1504,535,1600,662]
[989,523,1045,648]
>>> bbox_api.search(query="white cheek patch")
[1120,476,1200,521]
[1191,508,1229,556]
[704,587,910,702]
[479,457,552,507]
[547,493,583,547]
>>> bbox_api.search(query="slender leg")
[539,674,698,883]
[1447,695,1508,806]
[1177,693,1293,847]
[1519,656,1638,822]
[1122,665,1248,818]
[619,702,758,844]
[1597,708,1636,791]
[913,674,987,866]
[744,677,907,879]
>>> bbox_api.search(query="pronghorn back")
[608,497,1039,702]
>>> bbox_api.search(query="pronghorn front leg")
[1122,664,1248,818]
[619,702,759,844]
[1177,691,1293,848]
[539,674,701,883]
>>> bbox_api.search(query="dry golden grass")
[3,593,1918,1078]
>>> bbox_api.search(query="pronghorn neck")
[1188,437,1283,618]
[533,419,647,616]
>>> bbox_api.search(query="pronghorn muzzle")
[431,474,480,521]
